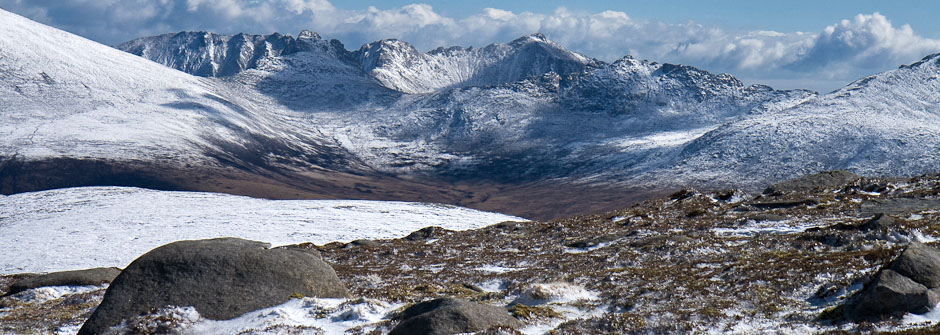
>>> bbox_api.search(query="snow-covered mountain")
[664,53,940,189]
[8,7,940,217]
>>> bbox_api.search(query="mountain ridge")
[5,8,940,219]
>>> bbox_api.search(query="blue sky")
[2,0,939,92]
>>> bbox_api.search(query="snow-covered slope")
[0,186,524,274]
[667,53,940,189]
[0,9,346,171]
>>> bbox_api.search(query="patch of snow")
[477,279,507,293]
[473,265,524,274]
[901,301,940,327]
[564,242,613,254]
[514,283,599,305]
[7,285,105,303]
[0,186,525,274]
[148,298,401,335]
[913,230,939,243]
[711,219,825,237]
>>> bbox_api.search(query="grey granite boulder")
[890,242,940,288]
[390,297,522,335]
[847,269,938,319]
[78,238,348,335]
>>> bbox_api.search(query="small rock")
[859,198,940,216]
[890,242,940,288]
[748,199,818,210]
[78,238,349,335]
[390,297,522,335]
[4,267,121,296]
[348,239,380,248]
[861,213,896,231]
[405,226,444,241]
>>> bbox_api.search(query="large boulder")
[4,267,121,296]
[841,243,940,320]
[78,238,348,335]
[890,242,940,288]
[390,297,523,335]
[847,269,938,319]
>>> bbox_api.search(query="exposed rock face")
[4,267,121,296]
[844,242,940,320]
[78,238,348,335]
[389,297,522,335]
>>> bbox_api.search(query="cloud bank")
[2,0,939,92]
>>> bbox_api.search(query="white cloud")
[0,1,938,92]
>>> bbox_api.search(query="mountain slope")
[666,53,940,189]
[0,9,351,172]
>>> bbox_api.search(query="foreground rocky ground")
[5,171,940,334]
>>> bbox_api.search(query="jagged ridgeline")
[5,7,940,219]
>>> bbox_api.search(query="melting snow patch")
[514,283,599,305]
[9,285,105,303]
[182,298,400,334]
[474,265,524,274]
[477,279,507,292]
[901,301,940,327]
[711,220,825,237]
[913,230,940,243]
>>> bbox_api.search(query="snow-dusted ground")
[0,187,524,274]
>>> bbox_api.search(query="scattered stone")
[669,189,698,201]
[389,297,522,335]
[846,269,938,319]
[748,199,818,210]
[348,239,380,248]
[4,267,121,296]
[763,170,859,195]
[564,233,629,249]
[405,226,445,241]
[78,238,349,335]
[861,213,896,231]
[859,198,940,217]
[889,242,940,288]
